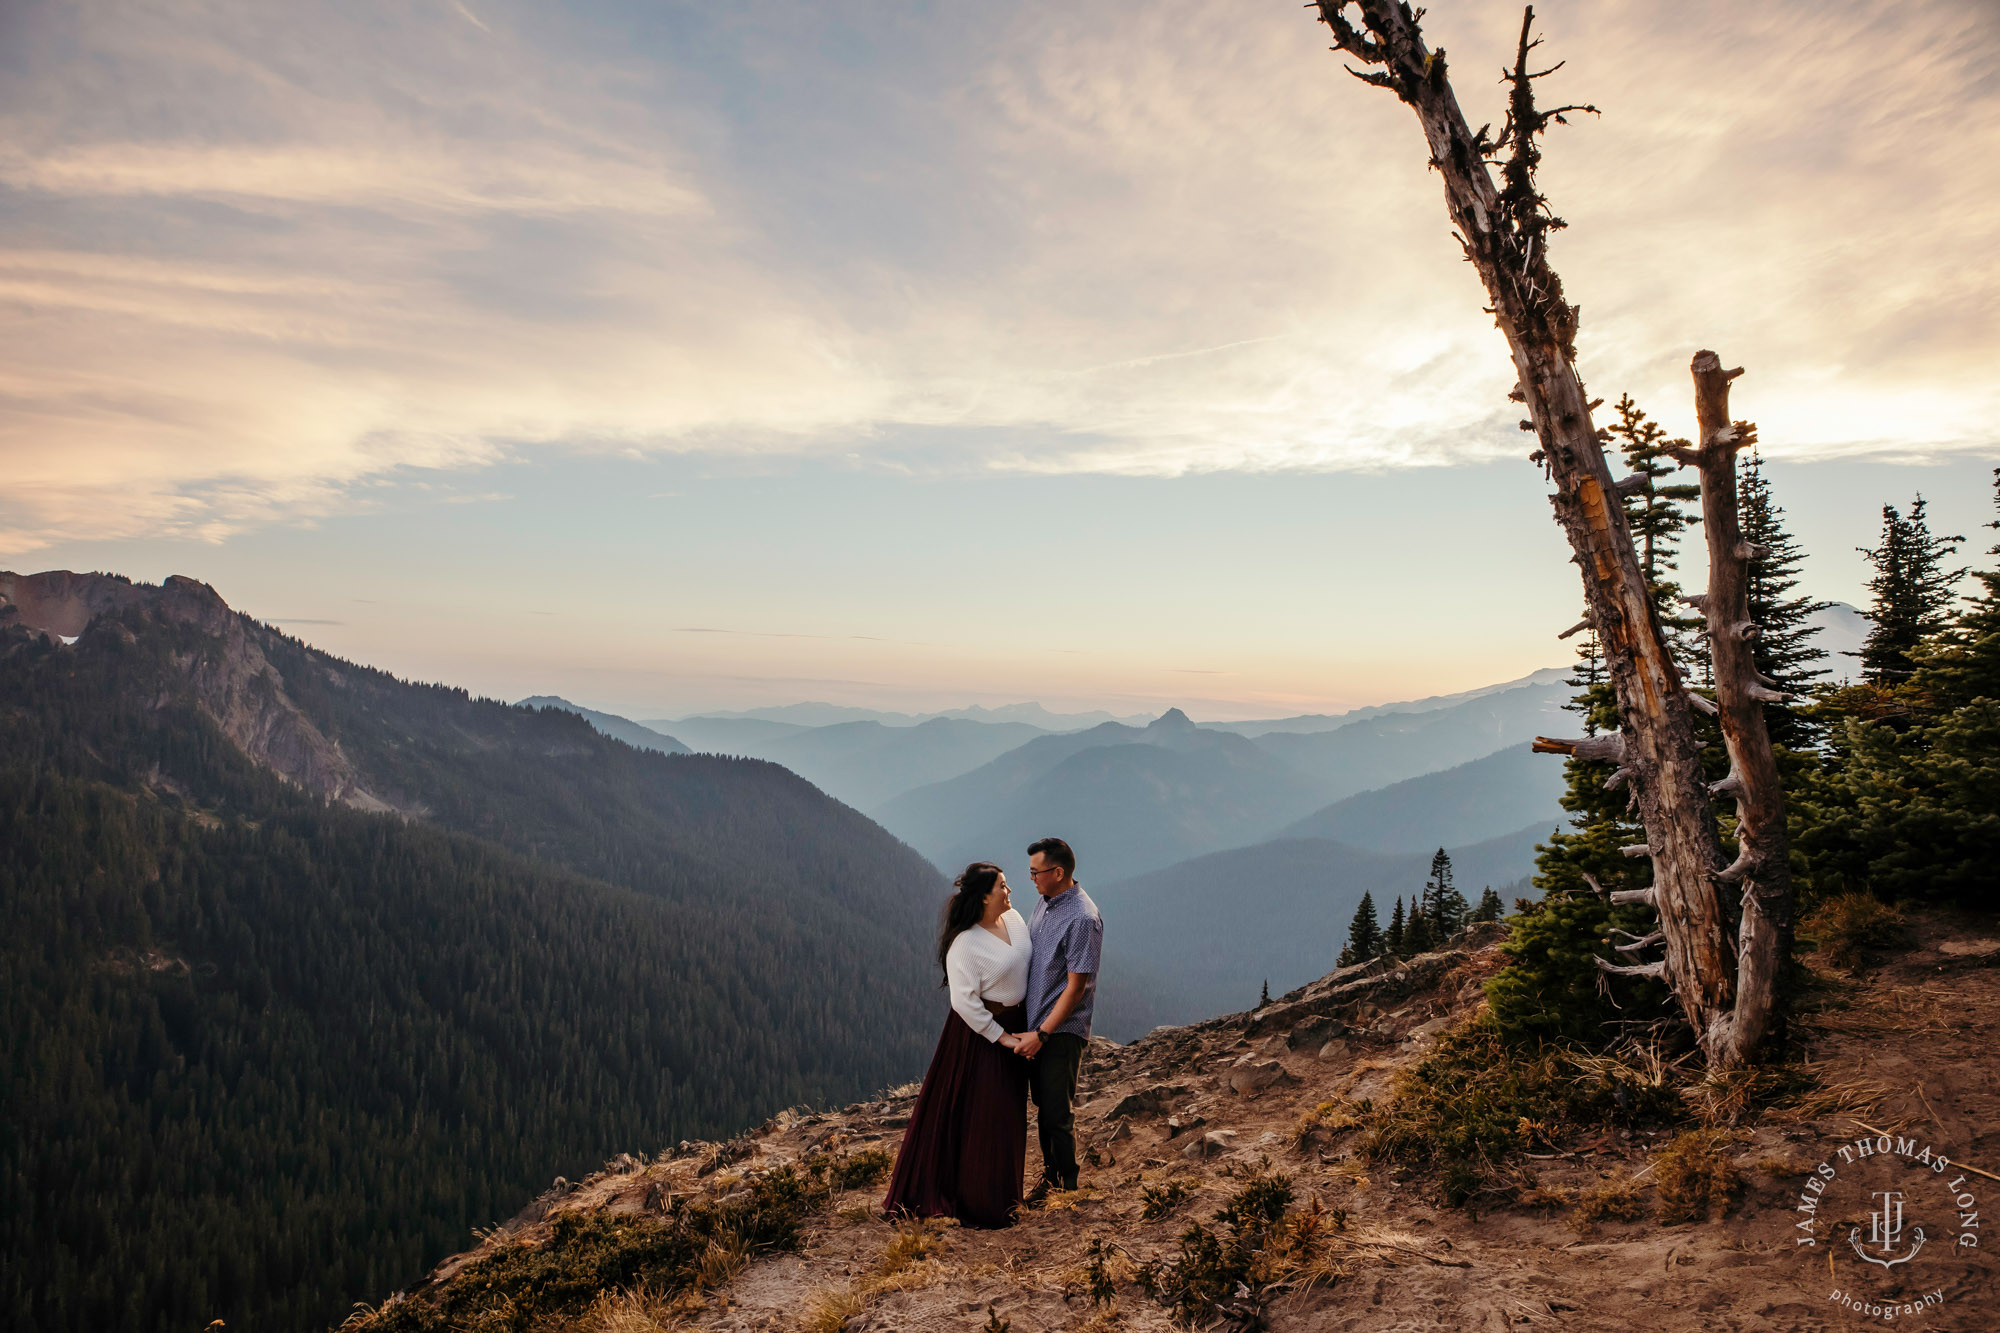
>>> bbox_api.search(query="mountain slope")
[762,716,1049,811]
[1212,665,1569,737]
[1089,823,1546,1039]
[1247,677,1572,805]
[643,715,1049,811]
[1279,742,1567,853]
[518,694,692,754]
[875,709,1325,882]
[0,571,947,1333]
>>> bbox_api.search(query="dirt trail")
[404,912,2000,1331]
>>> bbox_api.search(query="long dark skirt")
[881,1003,1028,1229]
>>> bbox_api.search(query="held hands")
[1011,1030,1045,1060]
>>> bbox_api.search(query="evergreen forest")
[0,585,947,1333]
[1331,418,2000,1051]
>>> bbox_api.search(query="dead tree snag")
[1313,2,1790,1067]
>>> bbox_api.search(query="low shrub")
[1139,1179,1193,1222]
[347,1149,882,1332]
[1566,1178,1648,1235]
[1652,1129,1743,1224]
[1138,1163,1343,1325]
[1799,892,1905,971]
[1356,1022,1682,1207]
[1289,1099,1359,1152]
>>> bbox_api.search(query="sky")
[4,0,1997,720]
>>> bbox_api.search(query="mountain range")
[1091,822,1545,1038]
[648,712,1050,812]
[0,571,945,1333]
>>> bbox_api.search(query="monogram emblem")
[1847,1190,1925,1269]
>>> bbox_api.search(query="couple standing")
[881,836,1103,1229]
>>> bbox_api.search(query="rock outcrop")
[1,569,383,808]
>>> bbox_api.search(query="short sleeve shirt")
[1025,885,1103,1038]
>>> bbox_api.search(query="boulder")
[1182,1129,1237,1159]
[1103,1083,1189,1121]
[1227,1060,1294,1097]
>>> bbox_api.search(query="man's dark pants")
[1029,1032,1086,1190]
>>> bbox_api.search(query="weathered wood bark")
[1313,2,1783,1066]
[1686,351,1794,1060]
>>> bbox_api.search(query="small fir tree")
[1420,847,1470,939]
[1915,468,2000,710]
[1402,901,1434,956]
[1471,886,1505,923]
[1606,394,1705,663]
[1383,896,1406,956]
[1336,890,1383,967]
[1857,495,1964,685]
[1738,450,1833,747]
[1800,471,2000,901]
[1259,978,1270,1008]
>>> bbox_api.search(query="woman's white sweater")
[944,908,1031,1042]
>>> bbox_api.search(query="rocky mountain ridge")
[350,912,2000,1331]
[1,568,387,808]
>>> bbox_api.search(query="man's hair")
[1026,836,1075,877]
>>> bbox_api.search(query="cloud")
[1,0,1996,554]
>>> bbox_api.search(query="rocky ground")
[387,911,2000,1332]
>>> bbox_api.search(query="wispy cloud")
[2,0,1996,555]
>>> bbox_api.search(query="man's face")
[1028,852,1068,897]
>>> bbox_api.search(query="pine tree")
[1420,847,1470,940]
[1737,450,1833,747]
[1471,886,1505,923]
[1606,393,1705,661]
[1336,890,1383,968]
[1797,475,1999,901]
[1403,900,1433,956]
[1858,495,1965,685]
[1258,978,1270,1008]
[1914,469,2000,711]
[1383,896,1406,956]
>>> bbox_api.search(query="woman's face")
[988,874,1012,916]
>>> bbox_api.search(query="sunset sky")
[5,0,1997,719]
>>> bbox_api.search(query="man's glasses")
[1028,865,1064,879]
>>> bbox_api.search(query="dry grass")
[577,1281,702,1332]
[1038,1186,1097,1213]
[1652,1130,1743,1224]
[694,1236,749,1289]
[798,1284,863,1333]
[797,1217,955,1331]
[877,1217,950,1275]
[1800,893,1905,971]
[1783,1064,1893,1120]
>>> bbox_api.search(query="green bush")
[1486,891,1671,1046]
[349,1151,878,1332]
[1357,1023,1682,1207]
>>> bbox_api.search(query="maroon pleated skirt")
[881,1002,1028,1229]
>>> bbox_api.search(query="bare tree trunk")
[1313,2,1784,1066]
[1685,353,1794,1061]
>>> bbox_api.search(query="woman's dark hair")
[937,861,1004,981]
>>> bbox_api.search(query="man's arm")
[1017,971,1089,1058]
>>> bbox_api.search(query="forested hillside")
[0,573,946,1333]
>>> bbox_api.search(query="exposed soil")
[398,910,2000,1331]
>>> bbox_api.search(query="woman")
[881,861,1034,1228]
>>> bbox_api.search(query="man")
[1016,835,1102,1198]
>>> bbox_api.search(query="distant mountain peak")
[1148,707,1196,731]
